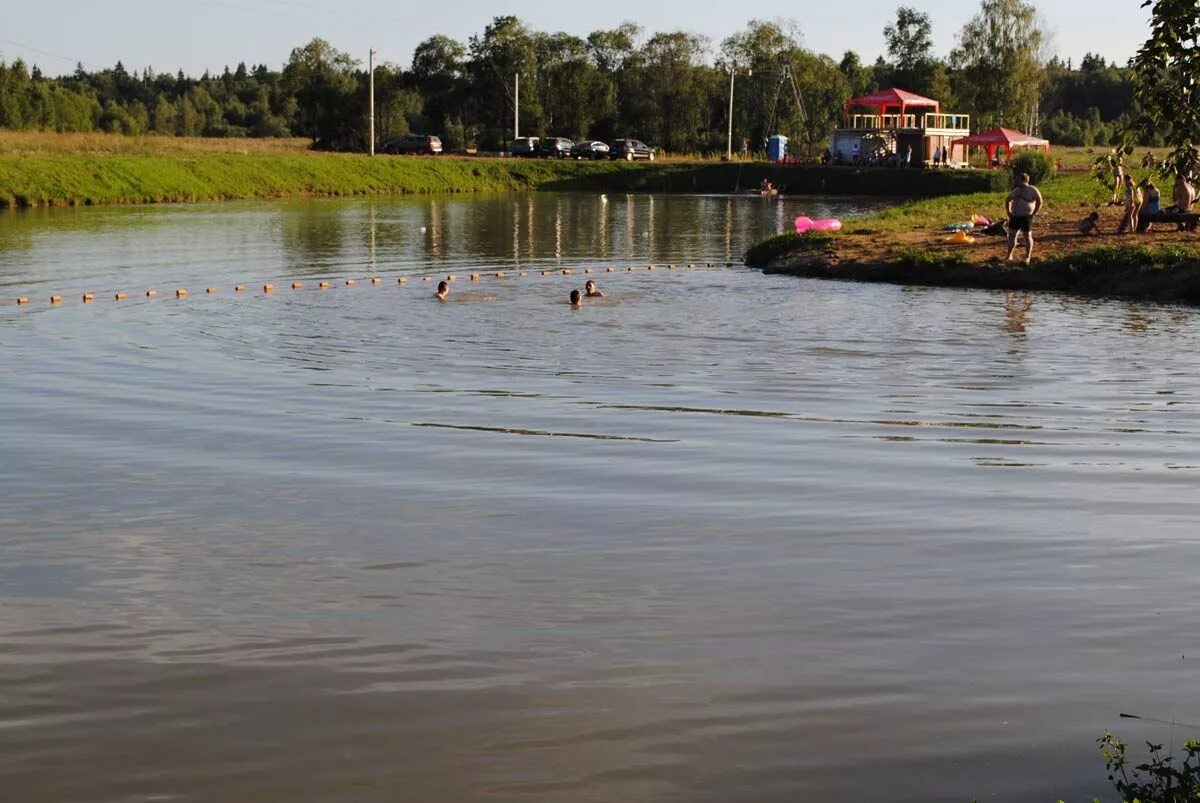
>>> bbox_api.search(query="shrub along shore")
[745,170,1200,305]
[0,133,1003,208]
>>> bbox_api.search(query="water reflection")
[1002,292,1035,337]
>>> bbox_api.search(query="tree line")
[0,1,1161,153]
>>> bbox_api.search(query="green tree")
[411,35,465,134]
[950,0,1044,130]
[839,51,876,98]
[283,37,360,148]
[467,16,541,142]
[1129,0,1200,178]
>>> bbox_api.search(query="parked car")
[538,137,574,158]
[610,139,655,161]
[383,134,443,155]
[571,140,610,160]
[510,136,540,157]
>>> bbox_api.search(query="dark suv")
[571,140,610,160]
[510,137,540,157]
[383,134,443,155]
[610,139,655,161]
[538,137,574,158]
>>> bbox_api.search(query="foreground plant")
[1095,729,1200,803]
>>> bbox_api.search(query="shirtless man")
[584,280,603,298]
[569,289,582,307]
[1005,172,1044,265]
[435,280,449,300]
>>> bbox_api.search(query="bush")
[1096,730,1200,803]
[1010,150,1054,185]
[744,231,833,267]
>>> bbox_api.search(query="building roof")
[845,88,941,110]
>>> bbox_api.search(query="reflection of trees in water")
[281,202,346,274]
[1002,292,1035,336]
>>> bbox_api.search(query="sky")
[4,0,1150,77]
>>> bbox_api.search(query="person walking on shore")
[1005,172,1044,265]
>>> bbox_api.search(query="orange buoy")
[371,277,381,284]
[494,272,506,279]
[16,297,29,305]
[647,265,655,270]
[627,267,634,272]
[519,271,527,277]
[345,279,355,286]
[235,284,245,292]
[422,276,431,281]
[207,287,218,294]
[176,289,188,298]
[688,263,695,268]
[562,269,572,275]
[319,281,330,289]
[263,283,275,292]
[584,268,592,274]
[81,293,95,302]
[446,274,456,282]
[398,277,408,284]
[114,293,126,301]
[49,295,62,304]
[292,282,302,290]
[607,267,615,272]
[470,273,480,281]
[146,289,158,297]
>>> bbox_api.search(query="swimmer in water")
[569,289,582,307]
[584,280,603,298]
[435,281,449,300]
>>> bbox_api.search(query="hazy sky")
[5,0,1148,77]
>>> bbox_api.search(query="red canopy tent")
[843,88,940,124]
[951,127,1050,165]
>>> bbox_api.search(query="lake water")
[1,193,1199,803]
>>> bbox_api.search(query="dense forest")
[0,1,1155,153]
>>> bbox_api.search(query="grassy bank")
[0,150,652,208]
[0,132,1006,207]
[745,168,1200,304]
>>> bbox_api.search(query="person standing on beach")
[1005,172,1044,265]
[1116,174,1141,234]
[1110,152,1125,205]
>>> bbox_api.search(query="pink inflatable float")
[794,216,843,234]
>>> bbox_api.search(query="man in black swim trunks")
[1005,172,1044,265]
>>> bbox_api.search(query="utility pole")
[726,62,751,161]
[514,73,520,141]
[368,48,376,156]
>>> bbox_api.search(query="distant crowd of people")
[821,143,952,168]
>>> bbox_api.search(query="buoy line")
[4,262,727,309]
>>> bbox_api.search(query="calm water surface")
[1,193,1198,803]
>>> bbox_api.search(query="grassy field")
[0,133,662,207]
[0,132,1005,207]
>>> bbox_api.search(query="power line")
[0,35,105,70]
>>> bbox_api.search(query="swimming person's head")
[584,280,602,297]
[436,281,448,299]
[569,289,581,306]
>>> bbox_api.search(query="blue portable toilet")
[768,134,788,163]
